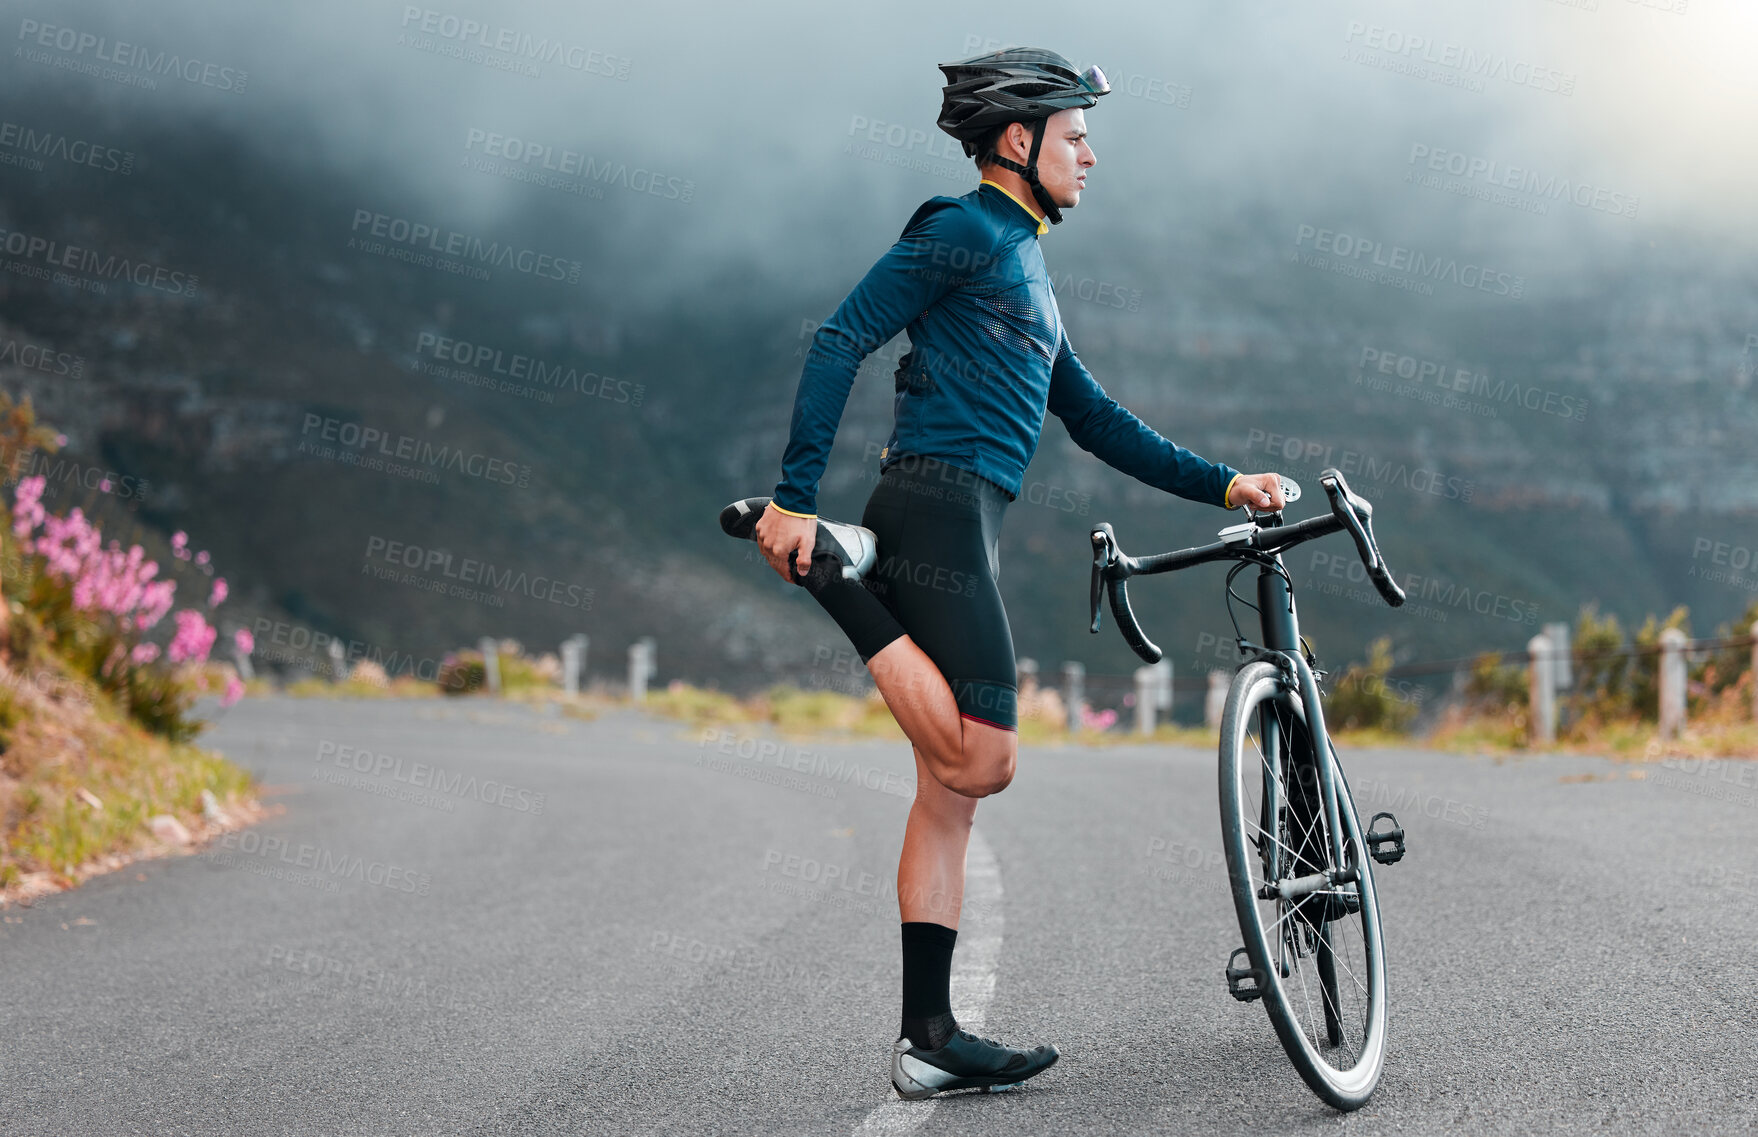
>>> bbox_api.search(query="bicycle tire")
[1218,660,1387,1110]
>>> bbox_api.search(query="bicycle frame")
[1251,547,1354,887]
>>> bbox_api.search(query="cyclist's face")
[1034,108,1095,210]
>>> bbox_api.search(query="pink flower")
[171,531,190,560]
[54,433,66,446]
[167,609,217,664]
[208,577,228,607]
[131,642,161,664]
[220,674,245,707]
[194,550,210,567]
[11,475,46,538]
[1080,706,1119,732]
[234,628,254,654]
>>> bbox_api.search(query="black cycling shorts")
[808,454,1017,731]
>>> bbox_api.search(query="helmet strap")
[988,118,1062,226]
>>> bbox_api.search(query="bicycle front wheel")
[1218,660,1387,1110]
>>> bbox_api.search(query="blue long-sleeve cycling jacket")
[772,180,1240,517]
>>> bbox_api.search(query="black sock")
[899,921,959,1050]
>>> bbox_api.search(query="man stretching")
[721,47,1286,1098]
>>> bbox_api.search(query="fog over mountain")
[2,0,1754,706]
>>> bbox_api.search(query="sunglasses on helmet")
[1077,64,1110,96]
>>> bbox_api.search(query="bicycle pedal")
[1366,811,1406,865]
[1225,947,1265,1002]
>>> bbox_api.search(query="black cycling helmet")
[937,47,1110,225]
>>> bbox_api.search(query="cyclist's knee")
[941,735,1016,798]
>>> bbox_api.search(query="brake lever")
[1089,523,1115,633]
[1320,468,1406,608]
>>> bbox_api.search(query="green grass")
[1,652,255,891]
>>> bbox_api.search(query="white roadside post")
[629,638,657,702]
[1061,662,1084,733]
[1134,665,1157,735]
[1543,621,1573,692]
[1205,668,1228,729]
[1527,632,1555,746]
[326,639,346,683]
[1134,660,1172,735]
[479,636,501,694]
[1658,627,1688,740]
[1544,620,1572,729]
[561,634,588,696]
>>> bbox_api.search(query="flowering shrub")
[5,475,241,740]
[1080,705,1119,732]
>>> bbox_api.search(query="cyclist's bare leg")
[898,745,977,927]
[866,635,1017,799]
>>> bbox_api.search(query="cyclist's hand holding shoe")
[754,503,817,583]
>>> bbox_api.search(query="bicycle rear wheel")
[1218,660,1386,1110]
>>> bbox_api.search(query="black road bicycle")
[1087,467,1408,1110]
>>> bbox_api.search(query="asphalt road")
[3,694,1756,1136]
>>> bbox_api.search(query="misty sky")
[12,0,1755,305]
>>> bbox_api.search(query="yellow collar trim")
[980,179,1048,236]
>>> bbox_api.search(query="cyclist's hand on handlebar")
[754,503,816,583]
[1229,473,1286,511]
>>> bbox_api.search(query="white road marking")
[852,827,1003,1136]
